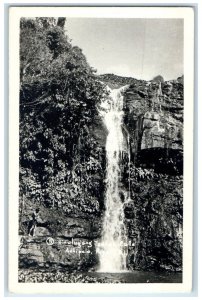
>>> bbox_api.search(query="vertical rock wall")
[121,76,183,271]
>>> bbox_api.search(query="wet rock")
[124,202,135,219]
[89,115,108,147]
[19,73,184,274]
[35,227,51,236]
[122,77,183,164]
[126,175,183,272]
[60,217,102,239]
[19,236,97,270]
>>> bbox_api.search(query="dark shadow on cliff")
[137,148,183,175]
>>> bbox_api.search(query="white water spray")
[127,134,131,201]
[98,86,128,272]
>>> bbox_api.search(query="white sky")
[65,18,183,81]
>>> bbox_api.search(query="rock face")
[123,78,183,156]
[19,223,101,271]
[100,73,183,272]
[89,115,108,148]
[19,73,184,273]
[125,176,183,272]
[19,202,102,271]
[121,76,183,271]
[19,236,98,271]
[98,74,183,160]
[141,111,182,151]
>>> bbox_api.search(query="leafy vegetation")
[19,270,126,283]
[152,75,164,83]
[19,18,183,274]
[19,17,106,219]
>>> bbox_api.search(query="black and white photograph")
[8,6,194,294]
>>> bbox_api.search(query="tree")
[19,17,106,212]
[57,17,66,28]
[152,75,164,83]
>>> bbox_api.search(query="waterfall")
[98,86,128,272]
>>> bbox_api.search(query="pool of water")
[86,271,182,283]
[19,268,182,283]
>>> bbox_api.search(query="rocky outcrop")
[19,73,184,273]
[123,79,183,152]
[89,115,108,148]
[124,175,183,272]
[97,74,183,159]
[101,74,183,272]
[90,74,183,273]
[141,111,183,151]
[98,73,137,88]
[19,236,98,271]
[19,202,102,270]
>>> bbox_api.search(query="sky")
[65,18,183,81]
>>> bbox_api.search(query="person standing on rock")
[28,208,40,236]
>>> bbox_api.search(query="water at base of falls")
[97,85,129,273]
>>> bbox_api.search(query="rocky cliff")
[97,73,184,271]
[19,72,184,274]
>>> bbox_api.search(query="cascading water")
[97,85,129,272]
[127,134,131,201]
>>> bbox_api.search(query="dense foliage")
[19,270,126,283]
[20,17,106,216]
[19,20,183,274]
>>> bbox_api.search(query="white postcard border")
[8,6,194,295]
